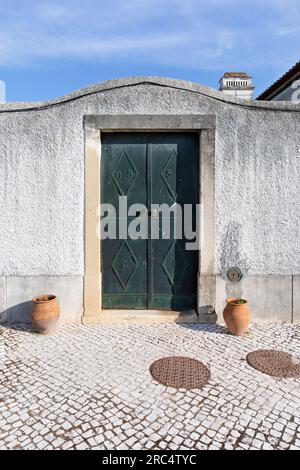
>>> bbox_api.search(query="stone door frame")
[83,114,216,324]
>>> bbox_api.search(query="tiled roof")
[222,72,251,78]
[256,60,300,100]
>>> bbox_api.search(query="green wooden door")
[101,132,198,310]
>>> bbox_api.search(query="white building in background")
[219,72,254,100]
[0,80,6,103]
[256,60,300,101]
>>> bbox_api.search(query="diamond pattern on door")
[112,150,138,195]
[162,240,191,286]
[162,241,176,285]
[112,241,138,289]
[160,149,178,200]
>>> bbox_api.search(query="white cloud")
[278,26,300,36]
[0,0,298,70]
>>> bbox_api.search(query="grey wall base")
[214,274,299,323]
[0,274,299,324]
[0,276,83,324]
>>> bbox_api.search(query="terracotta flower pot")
[223,298,250,336]
[30,295,60,334]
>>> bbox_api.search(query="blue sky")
[0,0,299,101]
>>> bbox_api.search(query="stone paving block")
[0,322,299,450]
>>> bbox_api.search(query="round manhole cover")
[246,350,300,378]
[149,356,210,389]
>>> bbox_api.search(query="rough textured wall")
[0,77,299,276]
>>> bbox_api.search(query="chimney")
[219,72,254,100]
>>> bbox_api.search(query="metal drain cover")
[150,356,210,389]
[247,350,300,378]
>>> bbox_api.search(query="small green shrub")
[234,298,247,304]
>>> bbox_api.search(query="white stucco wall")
[0,76,299,279]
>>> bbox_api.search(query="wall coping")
[0,76,299,113]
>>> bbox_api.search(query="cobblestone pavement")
[0,322,300,450]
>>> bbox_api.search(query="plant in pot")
[30,295,60,334]
[223,297,250,336]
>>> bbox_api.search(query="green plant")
[234,298,247,305]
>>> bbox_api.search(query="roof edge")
[0,76,299,112]
[256,61,300,100]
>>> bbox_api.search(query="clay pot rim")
[32,294,57,303]
[226,297,248,305]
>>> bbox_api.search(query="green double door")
[101,132,199,310]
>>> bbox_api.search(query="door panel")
[150,134,198,309]
[102,236,148,308]
[101,134,148,309]
[101,133,147,208]
[101,132,199,310]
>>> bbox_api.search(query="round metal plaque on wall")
[226,267,243,283]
